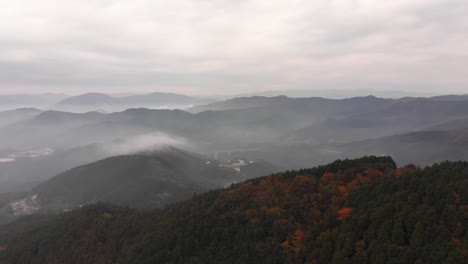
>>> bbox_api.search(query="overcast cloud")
[0,0,467,95]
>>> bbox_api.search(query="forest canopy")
[0,156,466,264]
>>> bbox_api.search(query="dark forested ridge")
[0,156,466,264]
[30,147,255,210]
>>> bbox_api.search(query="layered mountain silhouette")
[5,95,468,152]
[1,95,468,193]
[0,108,42,128]
[0,94,66,111]
[50,92,213,113]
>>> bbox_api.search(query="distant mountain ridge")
[3,95,468,153]
[332,128,468,166]
[0,108,42,128]
[54,93,114,106]
[3,94,468,197]
[50,92,213,113]
[429,94,468,101]
[0,94,66,111]
[187,95,291,113]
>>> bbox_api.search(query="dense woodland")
[0,156,466,263]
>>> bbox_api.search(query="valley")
[2,2,467,262]
[0,93,467,263]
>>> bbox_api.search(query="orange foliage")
[0,245,8,252]
[337,207,353,220]
[452,238,462,246]
[281,240,290,249]
[338,186,347,194]
[395,168,403,176]
[347,168,385,190]
[244,209,257,217]
[320,172,336,183]
[364,168,384,180]
[293,229,305,242]
[395,165,416,176]
[226,181,255,204]
[290,176,317,195]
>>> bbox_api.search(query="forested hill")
[0,156,467,264]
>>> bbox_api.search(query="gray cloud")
[0,0,467,95]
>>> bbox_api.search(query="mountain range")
[2,94,468,193]
[0,108,42,128]
[49,92,213,113]
[4,95,468,152]
[1,92,468,263]
[0,94,66,111]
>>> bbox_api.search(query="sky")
[0,0,467,95]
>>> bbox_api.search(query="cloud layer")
[100,133,189,156]
[1,0,467,94]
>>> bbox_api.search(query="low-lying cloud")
[100,133,189,156]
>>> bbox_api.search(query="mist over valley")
[1,0,467,262]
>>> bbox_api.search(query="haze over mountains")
[1,93,468,192]
[4,94,468,150]
[0,108,42,128]
[50,92,214,113]
[0,89,456,113]
[0,92,214,113]
[2,94,468,153]
[0,91,468,263]
[2,0,467,261]
[0,94,66,111]
[234,89,442,100]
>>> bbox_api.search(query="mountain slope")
[284,98,468,145]
[245,128,468,171]
[332,128,468,166]
[30,147,241,210]
[428,117,468,131]
[0,157,466,263]
[0,142,125,193]
[430,94,468,101]
[53,93,114,105]
[0,108,42,128]
[187,95,291,113]
[0,94,66,111]
[188,95,396,114]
